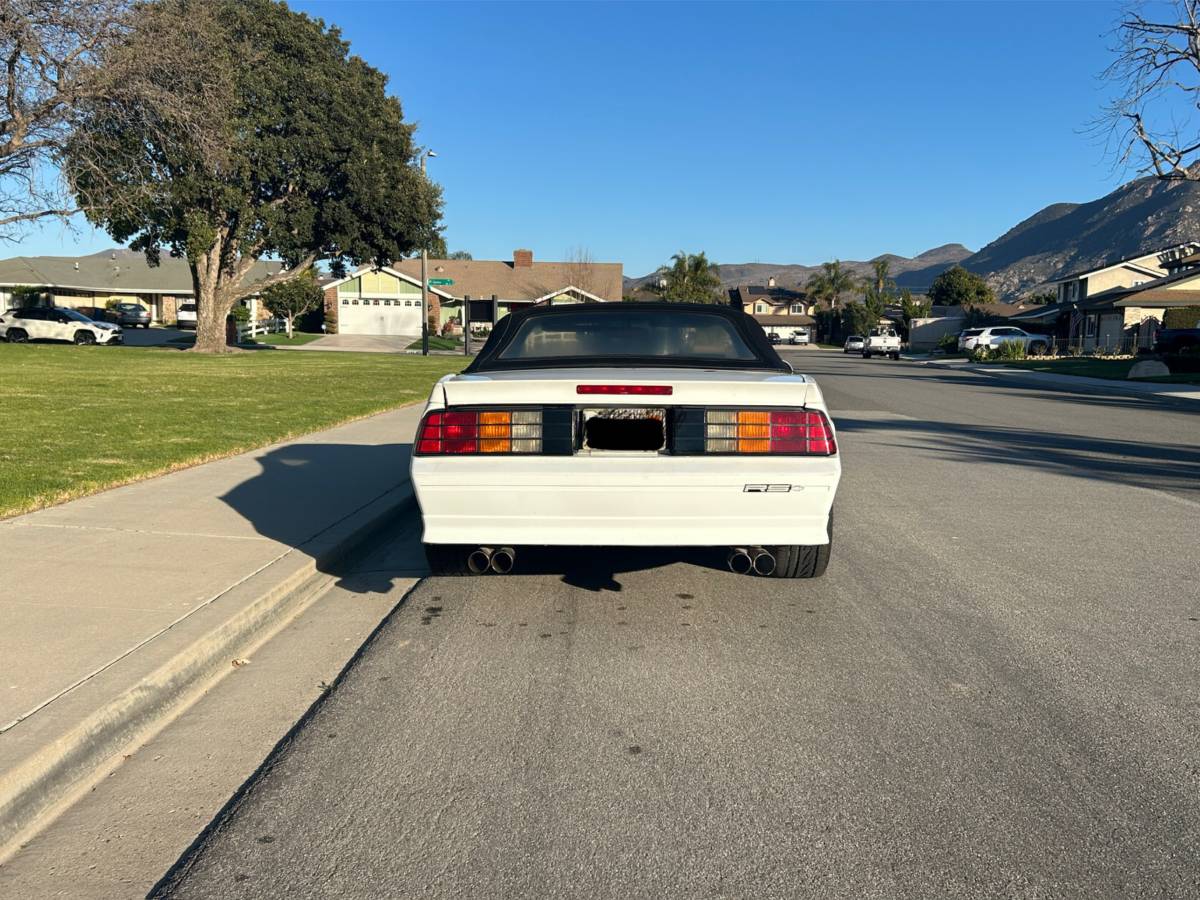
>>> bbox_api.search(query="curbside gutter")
[0,482,418,861]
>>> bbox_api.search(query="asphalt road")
[158,353,1200,899]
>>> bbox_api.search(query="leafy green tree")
[926,265,994,307]
[66,0,441,352]
[899,289,932,330]
[653,251,722,303]
[1026,291,1057,305]
[841,302,876,339]
[447,250,473,260]
[806,260,856,310]
[260,268,323,339]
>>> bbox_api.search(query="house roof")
[393,256,622,302]
[1073,264,1200,309]
[1043,245,1190,285]
[0,249,283,294]
[1010,302,1071,321]
[729,285,808,307]
[753,313,815,326]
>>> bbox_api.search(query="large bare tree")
[1104,0,1200,180]
[0,0,127,238]
[0,0,228,240]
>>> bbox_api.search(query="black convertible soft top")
[463,301,791,374]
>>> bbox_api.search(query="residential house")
[322,249,623,336]
[1087,264,1200,351]
[0,249,284,324]
[728,278,820,337]
[1044,243,1198,305]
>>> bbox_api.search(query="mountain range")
[626,175,1200,299]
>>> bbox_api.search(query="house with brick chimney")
[322,249,623,336]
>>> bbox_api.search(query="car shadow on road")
[218,441,416,595]
[835,415,1200,494]
[513,547,728,592]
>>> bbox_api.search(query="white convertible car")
[410,302,841,578]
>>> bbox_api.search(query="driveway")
[121,326,192,347]
[284,333,417,353]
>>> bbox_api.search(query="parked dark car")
[1154,327,1200,354]
[109,302,151,328]
[767,332,782,345]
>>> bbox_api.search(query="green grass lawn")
[252,331,323,346]
[0,344,465,518]
[405,335,462,351]
[994,357,1200,384]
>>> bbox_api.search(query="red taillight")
[576,384,673,395]
[416,409,543,455]
[704,409,836,455]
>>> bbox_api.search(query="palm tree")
[806,260,856,310]
[655,251,722,303]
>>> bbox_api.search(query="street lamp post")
[420,149,437,356]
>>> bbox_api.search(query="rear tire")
[6,328,27,343]
[424,543,468,576]
[862,351,871,359]
[890,351,900,360]
[766,515,833,579]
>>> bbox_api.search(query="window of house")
[756,302,766,313]
[790,303,803,314]
[1085,316,1096,336]
[341,298,348,305]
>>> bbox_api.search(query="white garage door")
[338,298,422,336]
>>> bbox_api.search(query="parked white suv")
[958,326,1050,354]
[176,302,198,329]
[0,307,123,345]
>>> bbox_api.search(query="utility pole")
[463,294,471,356]
[419,149,437,355]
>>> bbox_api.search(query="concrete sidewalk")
[0,403,425,853]
[919,356,1200,404]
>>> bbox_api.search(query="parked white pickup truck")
[862,327,901,360]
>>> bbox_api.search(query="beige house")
[0,249,283,324]
[1045,244,1198,305]
[323,250,623,336]
[728,278,820,336]
[1075,264,1200,351]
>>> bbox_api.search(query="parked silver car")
[843,335,865,353]
[110,302,152,329]
[958,326,1050,354]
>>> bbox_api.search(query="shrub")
[1163,306,1200,329]
[968,345,993,362]
[936,332,959,352]
[1164,352,1200,373]
[993,340,1026,361]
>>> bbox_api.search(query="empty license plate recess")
[580,407,666,452]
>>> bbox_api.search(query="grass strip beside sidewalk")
[0,345,464,518]
[994,357,1200,384]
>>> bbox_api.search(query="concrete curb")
[0,481,417,860]
[919,359,1200,405]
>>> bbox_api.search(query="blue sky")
[20,0,1133,276]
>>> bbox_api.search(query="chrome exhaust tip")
[750,547,776,576]
[727,548,753,575]
[467,547,493,575]
[490,547,516,575]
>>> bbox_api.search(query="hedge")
[1163,306,1200,329]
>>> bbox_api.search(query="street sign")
[428,278,454,286]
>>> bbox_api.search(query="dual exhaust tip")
[467,546,516,575]
[466,545,770,577]
[727,547,775,576]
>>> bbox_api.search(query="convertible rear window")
[496,310,758,363]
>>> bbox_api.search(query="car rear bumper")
[412,456,840,546]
